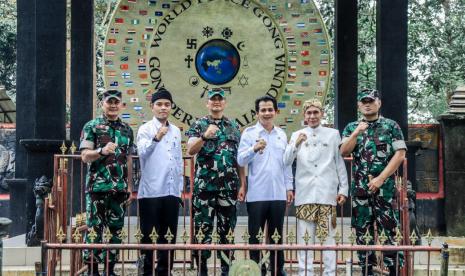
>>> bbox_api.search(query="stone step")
[3,217,465,268]
[3,264,465,276]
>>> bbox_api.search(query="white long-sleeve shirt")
[136,117,183,199]
[283,125,348,206]
[237,123,293,202]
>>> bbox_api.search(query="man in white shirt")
[238,95,294,276]
[136,88,183,276]
[284,99,348,276]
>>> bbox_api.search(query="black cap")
[151,88,173,103]
[102,90,122,102]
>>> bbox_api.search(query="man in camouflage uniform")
[80,90,134,276]
[340,89,406,276]
[186,88,243,276]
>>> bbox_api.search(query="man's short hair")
[255,95,278,112]
[303,98,323,112]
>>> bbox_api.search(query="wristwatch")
[201,134,208,141]
[96,147,103,155]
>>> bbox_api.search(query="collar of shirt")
[255,122,277,136]
[304,125,322,136]
[152,116,170,130]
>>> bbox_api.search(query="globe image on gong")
[195,39,241,85]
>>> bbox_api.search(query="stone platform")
[3,217,465,275]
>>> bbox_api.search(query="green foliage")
[0,0,17,100]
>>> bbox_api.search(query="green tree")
[0,0,17,101]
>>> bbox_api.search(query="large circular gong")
[103,0,331,136]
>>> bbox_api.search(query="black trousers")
[247,200,287,276]
[139,196,180,276]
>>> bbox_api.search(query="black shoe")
[388,265,399,276]
[361,266,374,276]
[102,262,117,276]
[86,263,99,276]
[196,258,208,276]
[220,264,229,276]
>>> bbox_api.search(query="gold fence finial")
[394,228,403,245]
[334,230,342,245]
[195,228,205,243]
[103,227,113,243]
[56,226,66,243]
[271,229,281,244]
[363,229,373,245]
[60,141,67,155]
[425,229,434,246]
[348,230,356,245]
[149,227,159,243]
[287,230,296,245]
[72,228,82,243]
[241,229,251,244]
[302,229,311,245]
[226,228,235,243]
[70,141,77,154]
[256,227,265,243]
[212,230,220,244]
[118,228,128,243]
[87,227,98,243]
[164,228,174,243]
[409,230,418,245]
[134,228,144,243]
[181,229,189,244]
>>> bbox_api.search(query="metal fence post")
[440,243,449,276]
[0,217,12,276]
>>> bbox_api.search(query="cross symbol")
[185,55,194,68]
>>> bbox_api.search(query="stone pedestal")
[437,113,465,236]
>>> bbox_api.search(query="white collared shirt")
[136,117,183,199]
[237,123,293,202]
[284,125,348,206]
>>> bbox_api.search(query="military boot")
[86,263,99,276]
[102,262,117,276]
[195,257,208,276]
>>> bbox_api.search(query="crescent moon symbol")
[237,41,245,51]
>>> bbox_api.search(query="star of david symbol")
[238,74,249,88]
[202,26,214,38]
[221,27,233,39]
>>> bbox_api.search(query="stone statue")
[26,176,52,246]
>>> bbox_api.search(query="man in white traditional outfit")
[284,99,348,276]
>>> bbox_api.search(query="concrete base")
[3,216,465,275]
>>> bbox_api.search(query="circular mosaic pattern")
[103,0,331,136]
[195,39,241,85]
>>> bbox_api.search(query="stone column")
[437,87,465,235]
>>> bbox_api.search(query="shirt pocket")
[95,128,112,147]
[374,132,392,158]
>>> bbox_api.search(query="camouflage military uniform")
[186,115,241,262]
[80,115,134,263]
[342,116,406,271]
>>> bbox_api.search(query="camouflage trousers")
[192,189,237,262]
[83,192,128,264]
[352,196,404,270]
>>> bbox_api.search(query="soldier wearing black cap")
[186,88,244,276]
[340,89,406,276]
[80,90,134,276]
[136,88,183,276]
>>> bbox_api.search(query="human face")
[304,106,323,128]
[102,98,122,120]
[151,99,172,122]
[257,101,276,127]
[358,98,381,117]
[207,95,226,115]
